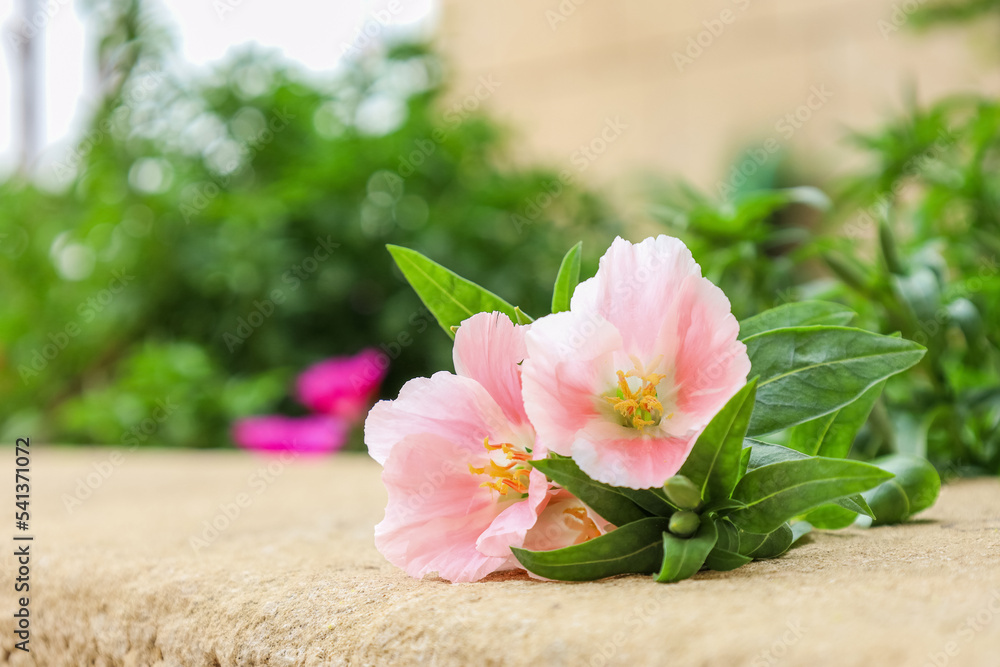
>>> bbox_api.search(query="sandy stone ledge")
[1,448,998,666]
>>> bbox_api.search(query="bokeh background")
[1,0,998,474]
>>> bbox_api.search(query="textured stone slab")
[1,448,999,666]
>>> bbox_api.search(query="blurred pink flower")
[521,235,751,489]
[296,348,388,422]
[232,414,348,455]
[366,312,555,583]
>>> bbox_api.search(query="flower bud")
[662,474,702,510]
[669,511,700,538]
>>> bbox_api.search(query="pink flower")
[296,349,388,422]
[231,414,348,455]
[521,236,751,489]
[366,312,562,582]
[522,490,609,553]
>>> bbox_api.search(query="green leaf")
[727,457,894,534]
[530,457,650,526]
[787,380,886,458]
[837,493,875,519]
[704,519,751,571]
[678,378,758,501]
[801,504,857,530]
[704,547,752,572]
[862,454,941,525]
[790,521,813,545]
[387,245,520,338]
[739,301,856,340]
[878,218,907,275]
[743,440,876,523]
[617,487,678,517]
[655,516,718,583]
[715,517,740,552]
[511,518,670,582]
[743,326,925,436]
[551,241,582,314]
[743,439,804,471]
[514,306,534,325]
[701,497,746,514]
[739,522,793,559]
[739,446,752,478]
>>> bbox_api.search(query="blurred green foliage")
[3,0,997,476]
[823,95,1000,474]
[648,95,1000,475]
[0,3,618,447]
[649,179,830,321]
[910,0,1000,28]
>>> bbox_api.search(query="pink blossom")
[366,312,561,582]
[231,414,348,455]
[522,490,610,552]
[521,236,751,489]
[296,349,387,422]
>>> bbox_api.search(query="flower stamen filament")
[606,367,669,430]
[469,437,531,496]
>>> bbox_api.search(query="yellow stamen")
[470,437,531,496]
[563,506,602,545]
[606,363,668,431]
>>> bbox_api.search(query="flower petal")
[453,311,530,428]
[523,489,611,552]
[476,467,549,558]
[521,310,622,456]
[375,433,511,582]
[571,421,696,489]
[365,371,517,465]
[571,235,702,359]
[665,276,751,423]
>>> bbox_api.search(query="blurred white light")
[55,243,96,281]
[0,0,439,176]
[128,157,174,194]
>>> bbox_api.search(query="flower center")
[468,437,531,496]
[605,361,673,431]
[562,506,603,545]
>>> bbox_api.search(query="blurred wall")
[436,0,1000,193]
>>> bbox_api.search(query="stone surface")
[2,448,999,666]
